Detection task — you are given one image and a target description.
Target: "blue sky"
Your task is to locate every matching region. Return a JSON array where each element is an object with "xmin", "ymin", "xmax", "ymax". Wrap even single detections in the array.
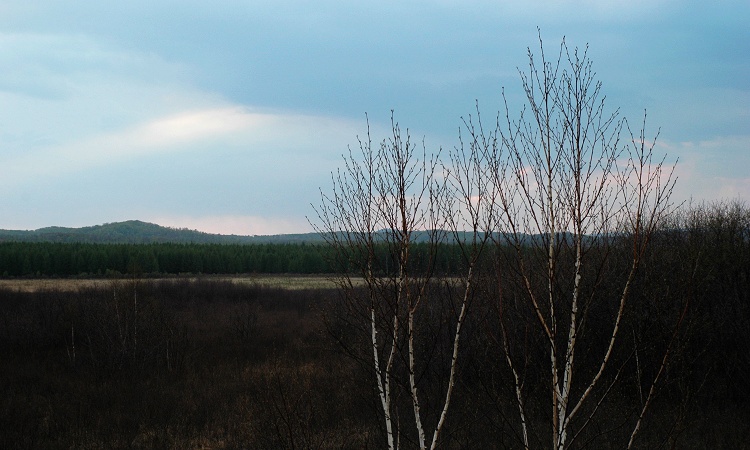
[{"xmin": 0, "ymin": 1, "xmax": 747, "ymax": 235}]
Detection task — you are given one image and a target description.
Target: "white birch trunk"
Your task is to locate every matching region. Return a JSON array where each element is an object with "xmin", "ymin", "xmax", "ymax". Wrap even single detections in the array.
[
  {"xmin": 429, "ymin": 269, "xmax": 472, "ymax": 450},
  {"xmin": 371, "ymin": 307, "xmax": 396, "ymax": 450},
  {"xmin": 408, "ymin": 306, "xmax": 427, "ymax": 450},
  {"xmin": 557, "ymin": 239, "xmax": 583, "ymax": 449},
  {"xmin": 500, "ymin": 308, "xmax": 529, "ymax": 449}
]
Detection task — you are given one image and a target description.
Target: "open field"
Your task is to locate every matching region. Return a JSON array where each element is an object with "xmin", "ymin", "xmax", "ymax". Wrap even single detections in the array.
[
  {"xmin": 0, "ymin": 277, "xmax": 111, "ymax": 292},
  {"xmin": 0, "ymin": 274, "xmax": 364, "ymax": 293}
]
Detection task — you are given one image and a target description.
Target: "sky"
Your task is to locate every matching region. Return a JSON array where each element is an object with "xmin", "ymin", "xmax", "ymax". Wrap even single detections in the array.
[{"xmin": 0, "ymin": 1, "xmax": 747, "ymax": 235}]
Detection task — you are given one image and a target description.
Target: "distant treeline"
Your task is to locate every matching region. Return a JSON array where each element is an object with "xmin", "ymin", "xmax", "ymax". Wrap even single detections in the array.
[
  {"xmin": 0, "ymin": 241, "xmax": 476, "ymax": 277},
  {"xmin": 0, "ymin": 242, "xmax": 333, "ymax": 276}
]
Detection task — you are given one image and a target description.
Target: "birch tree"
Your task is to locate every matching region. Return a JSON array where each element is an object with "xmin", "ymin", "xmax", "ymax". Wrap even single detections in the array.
[
  {"xmin": 314, "ymin": 108, "xmax": 503, "ymax": 449},
  {"xmin": 486, "ymin": 36, "xmax": 677, "ymax": 449}
]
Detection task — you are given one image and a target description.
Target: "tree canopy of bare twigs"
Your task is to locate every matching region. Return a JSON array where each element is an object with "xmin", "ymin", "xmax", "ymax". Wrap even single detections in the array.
[
  {"xmin": 312, "ymin": 34, "xmax": 677, "ymax": 450},
  {"xmin": 480, "ymin": 34, "xmax": 677, "ymax": 450}
]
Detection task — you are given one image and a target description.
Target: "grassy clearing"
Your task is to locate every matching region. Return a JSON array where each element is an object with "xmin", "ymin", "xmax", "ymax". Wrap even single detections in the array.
[
  {"xmin": 0, "ymin": 278, "xmax": 111, "ymax": 292},
  {"xmin": 0, "ymin": 274, "xmax": 364, "ymax": 293},
  {"xmin": 221, "ymin": 274, "xmax": 361, "ymax": 290}
]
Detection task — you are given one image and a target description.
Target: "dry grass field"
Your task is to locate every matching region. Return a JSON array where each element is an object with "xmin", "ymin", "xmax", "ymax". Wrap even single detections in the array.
[
  {"xmin": 0, "ymin": 278, "xmax": 110, "ymax": 292},
  {"xmin": 0, "ymin": 274, "xmax": 363, "ymax": 293}
]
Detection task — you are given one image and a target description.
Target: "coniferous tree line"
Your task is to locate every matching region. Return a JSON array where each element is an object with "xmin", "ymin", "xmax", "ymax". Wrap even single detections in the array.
[
  {"xmin": 0, "ymin": 241, "xmax": 481, "ymax": 277},
  {"xmin": 0, "ymin": 242, "xmax": 331, "ymax": 276}
]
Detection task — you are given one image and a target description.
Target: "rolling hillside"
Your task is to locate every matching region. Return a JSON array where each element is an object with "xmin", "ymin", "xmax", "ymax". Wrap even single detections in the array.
[{"xmin": 0, "ymin": 220, "xmax": 326, "ymax": 245}]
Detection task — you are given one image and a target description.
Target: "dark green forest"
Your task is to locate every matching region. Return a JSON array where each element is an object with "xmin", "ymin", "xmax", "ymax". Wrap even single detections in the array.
[
  {"xmin": 0, "ymin": 242, "xmax": 332, "ymax": 276},
  {"xmin": 0, "ymin": 241, "xmax": 479, "ymax": 277}
]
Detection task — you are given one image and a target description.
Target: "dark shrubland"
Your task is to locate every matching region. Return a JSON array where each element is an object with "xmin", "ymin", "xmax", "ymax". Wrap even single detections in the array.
[{"xmin": 0, "ymin": 279, "xmax": 371, "ymax": 449}]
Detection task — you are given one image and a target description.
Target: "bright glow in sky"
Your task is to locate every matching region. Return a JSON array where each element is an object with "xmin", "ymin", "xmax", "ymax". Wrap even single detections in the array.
[{"xmin": 0, "ymin": 1, "xmax": 747, "ymax": 235}]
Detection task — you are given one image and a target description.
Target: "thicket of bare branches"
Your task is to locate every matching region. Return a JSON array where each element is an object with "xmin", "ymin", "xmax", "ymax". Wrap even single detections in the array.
[
  {"xmin": 313, "ymin": 114, "xmax": 480, "ymax": 450},
  {"xmin": 485, "ymin": 36, "xmax": 676, "ymax": 450},
  {"xmin": 314, "ymin": 35, "xmax": 681, "ymax": 449}
]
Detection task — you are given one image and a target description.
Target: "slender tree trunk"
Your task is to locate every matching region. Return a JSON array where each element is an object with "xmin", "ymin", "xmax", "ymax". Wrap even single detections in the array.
[{"xmin": 429, "ymin": 267, "xmax": 472, "ymax": 450}]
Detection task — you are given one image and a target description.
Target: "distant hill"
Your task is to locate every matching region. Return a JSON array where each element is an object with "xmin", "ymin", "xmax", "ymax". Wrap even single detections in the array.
[
  {"xmin": 0, "ymin": 220, "xmax": 585, "ymax": 246},
  {"xmin": 0, "ymin": 220, "xmax": 327, "ymax": 245}
]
